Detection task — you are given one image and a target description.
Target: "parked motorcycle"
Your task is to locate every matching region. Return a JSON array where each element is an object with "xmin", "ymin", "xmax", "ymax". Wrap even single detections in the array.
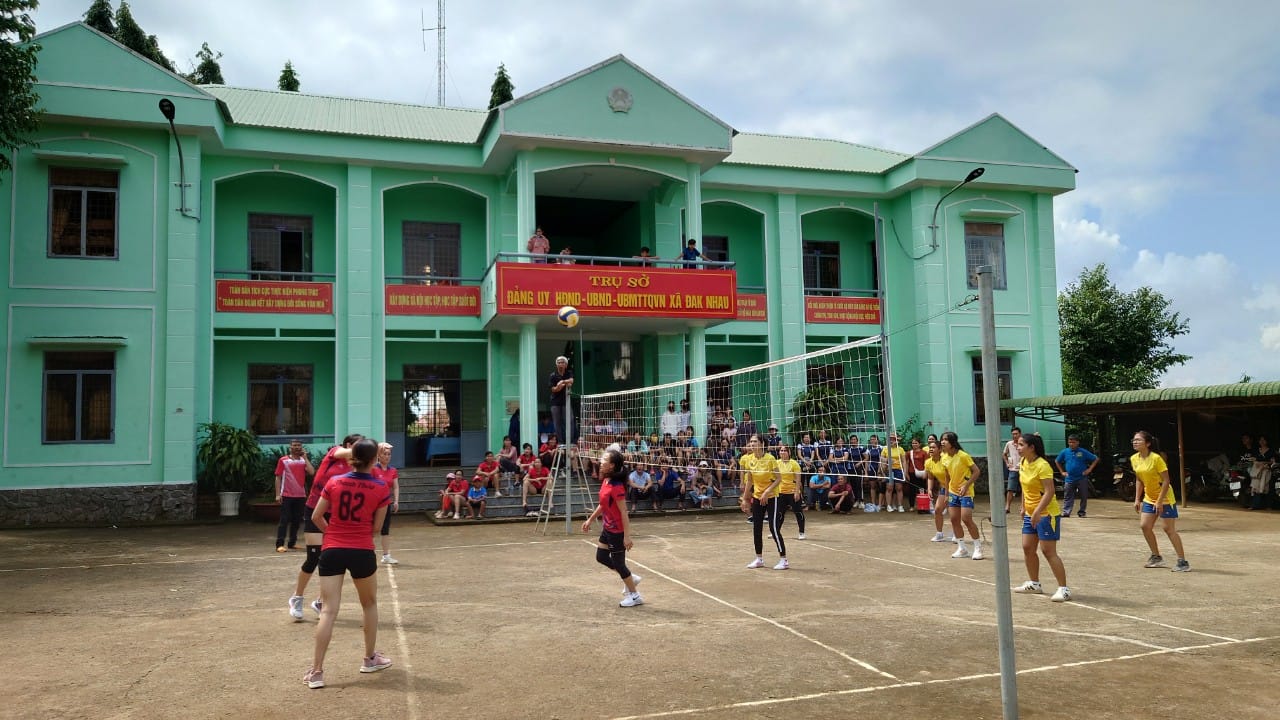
[{"xmin": 1111, "ymin": 453, "xmax": 1136, "ymax": 499}]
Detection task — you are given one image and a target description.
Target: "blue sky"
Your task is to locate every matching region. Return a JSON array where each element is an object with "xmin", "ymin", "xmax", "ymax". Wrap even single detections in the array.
[{"xmin": 29, "ymin": 0, "xmax": 1280, "ymax": 387}]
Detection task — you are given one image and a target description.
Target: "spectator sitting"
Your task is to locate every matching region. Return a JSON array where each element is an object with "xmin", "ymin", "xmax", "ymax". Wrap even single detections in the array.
[
  {"xmin": 688, "ymin": 474, "xmax": 714, "ymax": 509},
  {"xmin": 763, "ymin": 423, "xmax": 783, "ymax": 453},
  {"xmin": 558, "ymin": 246, "xmax": 575, "ymax": 264},
  {"xmin": 829, "ymin": 474, "xmax": 853, "ymax": 514},
  {"xmin": 539, "ymin": 436, "xmax": 560, "ymax": 469},
  {"xmin": 695, "ymin": 459, "xmax": 723, "ymax": 498},
  {"xmin": 808, "ymin": 462, "xmax": 834, "ymax": 510},
  {"xmin": 712, "ymin": 439, "xmax": 736, "ymax": 490},
  {"xmin": 537, "ymin": 413, "xmax": 555, "ymax": 444},
  {"xmin": 654, "ymin": 460, "xmax": 686, "ymax": 511},
  {"xmin": 498, "ymin": 436, "xmax": 521, "ymax": 480},
  {"xmin": 435, "ymin": 471, "xmax": 469, "ymax": 520},
  {"xmin": 627, "ymin": 462, "xmax": 655, "ymax": 513},
  {"xmin": 517, "ymin": 443, "xmax": 537, "ymax": 476},
  {"xmin": 626, "ymin": 431, "xmax": 649, "ymax": 461},
  {"xmin": 521, "ymin": 457, "xmax": 552, "ymax": 516},
  {"xmin": 474, "ymin": 451, "xmax": 503, "ymax": 497},
  {"xmin": 466, "ymin": 476, "xmax": 487, "ymax": 519},
  {"xmin": 608, "ymin": 410, "xmax": 628, "ymax": 436}
]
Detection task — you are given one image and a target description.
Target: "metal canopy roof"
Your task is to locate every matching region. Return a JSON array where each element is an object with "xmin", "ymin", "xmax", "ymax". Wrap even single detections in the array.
[{"xmin": 1002, "ymin": 381, "xmax": 1280, "ymax": 420}]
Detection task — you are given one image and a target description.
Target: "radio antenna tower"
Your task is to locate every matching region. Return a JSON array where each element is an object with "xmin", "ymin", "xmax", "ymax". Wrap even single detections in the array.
[{"xmin": 421, "ymin": 1, "xmax": 446, "ymax": 106}]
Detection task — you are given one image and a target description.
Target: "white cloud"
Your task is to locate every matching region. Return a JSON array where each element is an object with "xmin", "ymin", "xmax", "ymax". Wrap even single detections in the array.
[{"xmin": 1054, "ymin": 217, "xmax": 1123, "ymax": 287}]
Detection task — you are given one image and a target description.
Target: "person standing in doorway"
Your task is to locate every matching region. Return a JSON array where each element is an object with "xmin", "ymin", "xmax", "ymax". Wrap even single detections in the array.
[
  {"xmin": 1054, "ymin": 435, "xmax": 1098, "ymax": 518},
  {"xmin": 275, "ymin": 439, "xmax": 314, "ymax": 553},
  {"xmin": 527, "ymin": 226, "xmax": 550, "ymax": 262},
  {"xmin": 1131, "ymin": 431, "xmax": 1190, "ymax": 572},
  {"xmin": 548, "ymin": 356, "xmax": 574, "ymax": 445}
]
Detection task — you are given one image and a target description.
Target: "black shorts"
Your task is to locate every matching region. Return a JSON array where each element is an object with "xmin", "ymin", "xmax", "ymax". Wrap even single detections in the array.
[
  {"xmin": 317, "ymin": 547, "xmax": 378, "ymax": 579},
  {"xmin": 304, "ymin": 509, "xmax": 330, "ymax": 535},
  {"xmin": 598, "ymin": 530, "xmax": 625, "ymax": 552}
]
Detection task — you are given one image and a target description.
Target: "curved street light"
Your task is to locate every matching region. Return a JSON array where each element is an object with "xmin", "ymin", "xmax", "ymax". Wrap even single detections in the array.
[{"xmin": 928, "ymin": 167, "xmax": 985, "ymax": 250}]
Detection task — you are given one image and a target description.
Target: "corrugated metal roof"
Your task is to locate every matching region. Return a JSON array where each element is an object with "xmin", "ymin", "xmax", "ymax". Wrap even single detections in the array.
[
  {"xmin": 205, "ymin": 86, "xmax": 488, "ymax": 144},
  {"xmin": 724, "ymin": 132, "xmax": 909, "ymax": 174},
  {"xmin": 1001, "ymin": 381, "xmax": 1280, "ymax": 410}
]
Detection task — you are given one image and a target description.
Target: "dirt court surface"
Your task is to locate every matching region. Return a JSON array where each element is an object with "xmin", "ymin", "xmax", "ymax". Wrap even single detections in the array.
[{"xmin": 3, "ymin": 497, "xmax": 1279, "ymax": 720}]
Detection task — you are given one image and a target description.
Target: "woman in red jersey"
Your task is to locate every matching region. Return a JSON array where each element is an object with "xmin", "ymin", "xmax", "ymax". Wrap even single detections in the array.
[
  {"xmin": 303, "ymin": 438, "xmax": 393, "ymax": 689},
  {"xmin": 288, "ymin": 433, "xmax": 362, "ymax": 621},
  {"xmin": 581, "ymin": 448, "xmax": 643, "ymax": 607}
]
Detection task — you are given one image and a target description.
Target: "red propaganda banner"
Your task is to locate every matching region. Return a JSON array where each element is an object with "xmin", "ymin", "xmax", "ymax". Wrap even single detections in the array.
[
  {"xmin": 737, "ymin": 294, "xmax": 767, "ymax": 321},
  {"xmin": 215, "ymin": 279, "xmax": 333, "ymax": 314},
  {"xmin": 495, "ymin": 262, "xmax": 736, "ymax": 319},
  {"xmin": 385, "ymin": 285, "xmax": 481, "ymax": 316},
  {"xmin": 804, "ymin": 296, "xmax": 882, "ymax": 324}
]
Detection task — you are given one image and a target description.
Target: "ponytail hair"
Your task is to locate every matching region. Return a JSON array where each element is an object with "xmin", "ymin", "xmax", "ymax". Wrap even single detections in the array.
[
  {"xmin": 1021, "ymin": 433, "xmax": 1045, "ymax": 459},
  {"xmin": 1135, "ymin": 430, "xmax": 1160, "ymax": 453},
  {"xmin": 941, "ymin": 431, "xmax": 962, "ymax": 452}
]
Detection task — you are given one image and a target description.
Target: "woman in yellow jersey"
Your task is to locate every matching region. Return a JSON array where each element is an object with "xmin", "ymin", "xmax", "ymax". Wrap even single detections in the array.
[
  {"xmin": 884, "ymin": 434, "xmax": 908, "ymax": 512},
  {"xmin": 774, "ymin": 445, "xmax": 806, "ymax": 540},
  {"xmin": 1131, "ymin": 431, "xmax": 1190, "ymax": 572},
  {"xmin": 924, "ymin": 440, "xmax": 953, "ymax": 543},
  {"xmin": 738, "ymin": 434, "xmax": 787, "ymax": 569},
  {"xmin": 940, "ymin": 431, "xmax": 984, "ymax": 560},
  {"xmin": 1011, "ymin": 433, "xmax": 1071, "ymax": 601}
]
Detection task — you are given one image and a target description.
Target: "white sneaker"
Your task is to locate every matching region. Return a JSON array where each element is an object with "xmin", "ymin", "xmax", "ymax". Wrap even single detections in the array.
[
  {"xmin": 898, "ymin": 505, "xmax": 906, "ymax": 513},
  {"xmin": 931, "ymin": 532, "xmax": 946, "ymax": 542},
  {"xmin": 951, "ymin": 544, "xmax": 970, "ymax": 559},
  {"xmin": 1013, "ymin": 580, "xmax": 1043, "ymax": 594},
  {"xmin": 381, "ymin": 554, "xmax": 398, "ymax": 565},
  {"xmin": 311, "ymin": 599, "xmax": 322, "ymax": 616},
  {"xmin": 798, "ymin": 532, "xmax": 806, "ymax": 540},
  {"xmin": 1051, "ymin": 586, "xmax": 1072, "ymax": 603},
  {"xmin": 972, "ymin": 543, "xmax": 985, "ymax": 561},
  {"xmin": 773, "ymin": 558, "xmax": 790, "ymax": 570},
  {"xmin": 623, "ymin": 573, "xmax": 642, "ymax": 595},
  {"xmin": 947, "ymin": 535, "xmax": 958, "ymax": 543},
  {"xmin": 619, "ymin": 591, "xmax": 644, "ymax": 607},
  {"xmin": 453, "ymin": 512, "xmax": 461, "ymax": 519},
  {"xmin": 746, "ymin": 557, "xmax": 765, "ymax": 569},
  {"xmin": 887, "ymin": 505, "xmax": 896, "ymax": 512},
  {"xmin": 288, "ymin": 595, "xmax": 304, "ymax": 620}
]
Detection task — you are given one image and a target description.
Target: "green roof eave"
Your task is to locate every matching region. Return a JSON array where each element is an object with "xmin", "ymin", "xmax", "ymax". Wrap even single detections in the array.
[
  {"xmin": 702, "ymin": 164, "xmax": 889, "ymax": 195},
  {"xmin": 886, "ymin": 157, "xmax": 1076, "ymax": 197},
  {"xmin": 219, "ymin": 125, "xmax": 484, "ymax": 168},
  {"xmin": 1002, "ymin": 381, "xmax": 1280, "ymax": 412}
]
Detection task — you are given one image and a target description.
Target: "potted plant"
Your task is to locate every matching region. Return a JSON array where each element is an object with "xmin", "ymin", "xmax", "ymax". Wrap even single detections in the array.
[{"xmin": 196, "ymin": 422, "xmax": 268, "ymax": 516}]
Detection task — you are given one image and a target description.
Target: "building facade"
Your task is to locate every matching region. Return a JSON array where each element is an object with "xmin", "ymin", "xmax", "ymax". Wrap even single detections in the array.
[{"xmin": 0, "ymin": 24, "xmax": 1075, "ymax": 524}]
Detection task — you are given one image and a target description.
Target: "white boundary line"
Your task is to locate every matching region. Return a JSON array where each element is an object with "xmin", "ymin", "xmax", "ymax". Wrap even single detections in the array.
[
  {"xmin": 807, "ymin": 540, "xmax": 1241, "ymax": 642},
  {"xmin": 590, "ymin": 540, "xmax": 897, "ymax": 681},
  {"xmin": 383, "ymin": 566, "xmax": 420, "ymax": 720},
  {"xmin": 606, "ymin": 635, "xmax": 1279, "ymax": 720}
]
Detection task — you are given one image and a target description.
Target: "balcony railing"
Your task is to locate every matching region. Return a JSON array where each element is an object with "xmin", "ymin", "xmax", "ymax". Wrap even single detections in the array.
[{"xmin": 215, "ymin": 269, "xmax": 337, "ymax": 281}]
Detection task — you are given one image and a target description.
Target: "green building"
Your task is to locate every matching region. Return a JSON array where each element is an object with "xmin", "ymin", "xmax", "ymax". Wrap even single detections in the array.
[{"xmin": 0, "ymin": 24, "xmax": 1075, "ymax": 524}]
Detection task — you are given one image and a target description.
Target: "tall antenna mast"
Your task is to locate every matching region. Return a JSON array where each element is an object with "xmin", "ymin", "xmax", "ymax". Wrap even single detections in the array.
[{"xmin": 421, "ymin": 1, "xmax": 446, "ymax": 106}]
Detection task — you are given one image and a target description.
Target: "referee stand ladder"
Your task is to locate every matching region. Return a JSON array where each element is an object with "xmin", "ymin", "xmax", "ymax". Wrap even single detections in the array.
[{"xmin": 535, "ymin": 394, "xmax": 596, "ymax": 535}]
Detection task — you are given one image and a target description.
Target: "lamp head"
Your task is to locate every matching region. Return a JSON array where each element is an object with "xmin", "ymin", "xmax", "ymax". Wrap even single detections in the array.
[
  {"xmin": 158, "ymin": 98, "xmax": 176, "ymax": 121},
  {"xmin": 964, "ymin": 167, "xmax": 985, "ymax": 183}
]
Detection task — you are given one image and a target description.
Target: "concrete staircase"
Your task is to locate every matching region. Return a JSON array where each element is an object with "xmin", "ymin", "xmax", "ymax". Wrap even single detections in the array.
[{"xmin": 395, "ymin": 467, "xmax": 747, "ymax": 525}]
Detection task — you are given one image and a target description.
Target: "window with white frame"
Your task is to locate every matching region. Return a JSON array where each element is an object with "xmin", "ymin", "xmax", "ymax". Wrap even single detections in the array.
[
  {"xmin": 972, "ymin": 356, "xmax": 1013, "ymax": 425},
  {"xmin": 248, "ymin": 213, "xmax": 313, "ymax": 281},
  {"xmin": 403, "ymin": 221, "xmax": 461, "ymax": 283},
  {"xmin": 964, "ymin": 222, "xmax": 1007, "ymax": 290},
  {"xmin": 49, "ymin": 167, "xmax": 119, "ymax": 258},
  {"xmin": 43, "ymin": 351, "xmax": 115, "ymax": 443}
]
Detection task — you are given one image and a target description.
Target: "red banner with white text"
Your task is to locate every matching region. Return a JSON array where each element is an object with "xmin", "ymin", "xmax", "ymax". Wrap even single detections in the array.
[
  {"xmin": 215, "ymin": 280, "xmax": 333, "ymax": 314},
  {"xmin": 385, "ymin": 284, "xmax": 481, "ymax": 316},
  {"xmin": 804, "ymin": 296, "xmax": 881, "ymax": 324},
  {"xmin": 495, "ymin": 262, "xmax": 736, "ymax": 319}
]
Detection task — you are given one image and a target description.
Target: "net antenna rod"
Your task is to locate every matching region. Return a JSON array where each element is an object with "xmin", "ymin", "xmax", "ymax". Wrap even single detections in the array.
[{"xmin": 421, "ymin": 1, "xmax": 447, "ymax": 106}]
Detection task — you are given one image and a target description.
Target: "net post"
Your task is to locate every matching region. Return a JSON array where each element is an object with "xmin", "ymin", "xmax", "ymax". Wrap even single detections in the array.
[{"xmin": 979, "ymin": 265, "xmax": 1019, "ymax": 718}]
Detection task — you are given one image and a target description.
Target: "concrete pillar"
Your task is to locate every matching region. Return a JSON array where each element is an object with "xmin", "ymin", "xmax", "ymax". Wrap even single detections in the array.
[
  {"xmin": 688, "ymin": 325, "xmax": 707, "ymax": 446},
  {"xmin": 341, "ymin": 164, "xmax": 375, "ymax": 434},
  {"xmin": 685, "ymin": 162, "xmax": 703, "ymax": 249},
  {"xmin": 515, "ymin": 152, "xmax": 536, "ymax": 260},
  {"xmin": 163, "ymin": 133, "xmax": 199, "ymax": 488},
  {"xmin": 518, "ymin": 321, "xmax": 539, "ymax": 450}
]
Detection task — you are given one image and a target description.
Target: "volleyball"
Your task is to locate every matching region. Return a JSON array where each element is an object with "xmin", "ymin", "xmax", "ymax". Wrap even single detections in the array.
[{"xmin": 557, "ymin": 305, "xmax": 580, "ymax": 328}]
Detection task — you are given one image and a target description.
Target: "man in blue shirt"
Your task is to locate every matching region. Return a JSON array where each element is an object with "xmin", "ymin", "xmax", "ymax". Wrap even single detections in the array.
[{"xmin": 1054, "ymin": 435, "xmax": 1099, "ymax": 517}]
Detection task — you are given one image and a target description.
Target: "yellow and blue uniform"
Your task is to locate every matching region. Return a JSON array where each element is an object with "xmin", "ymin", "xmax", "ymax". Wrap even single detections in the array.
[
  {"xmin": 1131, "ymin": 451, "xmax": 1178, "ymax": 517},
  {"xmin": 740, "ymin": 452, "xmax": 779, "ymax": 499},
  {"xmin": 944, "ymin": 450, "xmax": 977, "ymax": 508},
  {"xmin": 924, "ymin": 456, "xmax": 948, "ymax": 494},
  {"xmin": 1020, "ymin": 456, "xmax": 1061, "ymax": 540}
]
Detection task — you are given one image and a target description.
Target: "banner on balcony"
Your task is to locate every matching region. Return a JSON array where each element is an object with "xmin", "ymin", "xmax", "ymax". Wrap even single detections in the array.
[
  {"xmin": 495, "ymin": 262, "xmax": 737, "ymax": 319},
  {"xmin": 215, "ymin": 280, "xmax": 333, "ymax": 314},
  {"xmin": 736, "ymin": 294, "xmax": 767, "ymax": 321},
  {"xmin": 386, "ymin": 285, "xmax": 481, "ymax": 316},
  {"xmin": 804, "ymin": 296, "xmax": 881, "ymax": 324}
]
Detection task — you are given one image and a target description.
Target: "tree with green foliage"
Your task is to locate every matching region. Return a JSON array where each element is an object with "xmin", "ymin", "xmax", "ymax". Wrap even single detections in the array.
[
  {"xmin": 278, "ymin": 60, "xmax": 299, "ymax": 91},
  {"xmin": 0, "ymin": 0, "xmax": 40, "ymax": 177},
  {"xmin": 144, "ymin": 33, "xmax": 173, "ymax": 71},
  {"xmin": 83, "ymin": 0, "xmax": 114, "ymax": 35},
  {"xmin": 111, "ymin": 1, "xmax": 173, "ymax": 71},
  {"xmin": 1058, "ymin": 263, "xmax": 1190, "ymax": 395},
  {"xmin": 187, "ymin": 41, "xmax": 223, "ymax": 85},
  {"xmin": 489, "ymin": 62, "xmax": 513, "ymax": 109}
]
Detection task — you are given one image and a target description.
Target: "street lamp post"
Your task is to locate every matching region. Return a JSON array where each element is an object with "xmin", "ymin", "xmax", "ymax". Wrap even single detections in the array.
[{"xmin": 928, "ymin": 167, "xmax": 985, "ymax": 250}]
